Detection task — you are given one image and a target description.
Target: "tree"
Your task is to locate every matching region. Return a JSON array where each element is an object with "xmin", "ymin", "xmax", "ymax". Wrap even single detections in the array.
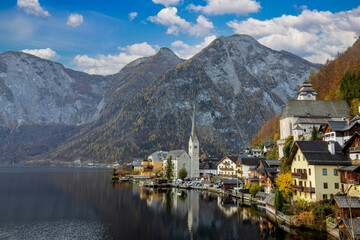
[
  {"xmin": 249, "ymin": 184, "xmax": 262, "ymax": 197},
  {"xmin": 274, "ymin": 190, "xmax": 284, "ymax": 214},
  {"xmin": 178, "ymin": 167, "xmax": 187, "ymax": 180},
  {"xmin": 311, "ymin": 126, "xmax": 319, "ymax": 141},
  {"xmin": 165, "ymin": 156, "xmax": 174, "ymax": 180},
  {"xmin": 275, "ymin": 172, "xmax": 293, "ymax": 200},
  {"xmin": 283, "ymin": 136, "xmax": 293, "ymax": 159}
]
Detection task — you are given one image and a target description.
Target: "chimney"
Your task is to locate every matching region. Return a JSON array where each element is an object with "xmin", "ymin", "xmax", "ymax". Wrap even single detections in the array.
[{"xmin": 328, "ymin": 141, "xmax": 335, "ymax": 155}]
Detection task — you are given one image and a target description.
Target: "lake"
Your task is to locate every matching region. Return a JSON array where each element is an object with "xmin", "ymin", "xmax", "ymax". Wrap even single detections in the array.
[{"xmin": 0, "ymin": 167, "xmax": 328, "ymax": 240}]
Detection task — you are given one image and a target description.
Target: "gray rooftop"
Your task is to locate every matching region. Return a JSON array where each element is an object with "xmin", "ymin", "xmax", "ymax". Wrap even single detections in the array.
[
  {"xmin": 339, "ymin": 218, "xmax": 360, "ymax": 237},
  {"xmin": 326, "ymin": 121, "xmax": 358, "ymax": 132},
  {"xmin": 294, "ymin": 118, "xmax": 328, "ymax": 125},
  {"xmin": 288, "ymin": 141, "xmax": 351, "ymax": 166},
  {"xmin": 149, "ymin": 150, "xmax": 169, "ymax": 162},
  {"xmin": 167, "ymin": 150, "xmax": 187, "ymax": 158},
  {"xmin": 264, "ymin": 193, "xmax": 275, "ymax": 206},
  {"xmin": 281, "ymin": 100, "xmax": 351, "ymax": 119},
  {"xmin": 333, "ymin": 196, "xmax": 360, "ymax": 208}
]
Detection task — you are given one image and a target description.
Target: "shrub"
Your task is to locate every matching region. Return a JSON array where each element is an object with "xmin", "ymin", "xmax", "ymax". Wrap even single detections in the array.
[
  {"xmin": 178, "ymin": 168, "xmax": 187, "ymax": 180},
  {"xmin": 326, "ymin": 217, "xmax": 334, "ymax": 223},
  {"xmin": 250, "ymin": 184, "xmax": 262, "ymax": 197}
]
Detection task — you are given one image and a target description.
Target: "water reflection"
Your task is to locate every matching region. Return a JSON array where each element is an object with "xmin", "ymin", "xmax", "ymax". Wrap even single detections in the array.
[{"xmin": 0, "ymin": 167, "xmax": 327, "ymax": 240}]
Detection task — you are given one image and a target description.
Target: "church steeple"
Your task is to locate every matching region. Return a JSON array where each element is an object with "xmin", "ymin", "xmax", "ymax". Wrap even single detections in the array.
[
  {"xmin": 190, "ymin": 104, "xmax": 198, "ymax": 141},
  {"xmin": 188, "ymin": 104, "xmax": 200, "ymax": 178},
  {"xmin": 296, "ymin": 78, "xmax": 317, "ymax": 100}
]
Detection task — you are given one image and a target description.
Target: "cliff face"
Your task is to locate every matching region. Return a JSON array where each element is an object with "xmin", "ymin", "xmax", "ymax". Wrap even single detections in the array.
[
  {"xmin": 49, "ymin": 35, "xmax": 320, "ymax": 162},
  {"xmin": 0, "ymin": 51, "xmax": 113, "ymax": 126}
]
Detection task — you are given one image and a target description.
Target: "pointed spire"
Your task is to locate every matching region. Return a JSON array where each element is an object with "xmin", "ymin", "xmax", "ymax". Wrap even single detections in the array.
[{"xmin": 191, "ymin": 104, "xmax": 198, "ymax": 141}]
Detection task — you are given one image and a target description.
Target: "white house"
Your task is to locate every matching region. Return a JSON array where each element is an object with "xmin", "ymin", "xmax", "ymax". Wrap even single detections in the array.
[
  {"xmin": 277, "ymin": 80, "xmax": 351, "ymax": 158},
  {"xmin": 217, "ymin": 156, "xmax": 238, "ymax": 177}
]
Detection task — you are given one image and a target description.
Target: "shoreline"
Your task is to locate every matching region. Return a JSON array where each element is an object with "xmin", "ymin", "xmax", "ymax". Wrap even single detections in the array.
[{"xmin": 134, "ymin": 179, "xmax": 338, "ymax": 239}]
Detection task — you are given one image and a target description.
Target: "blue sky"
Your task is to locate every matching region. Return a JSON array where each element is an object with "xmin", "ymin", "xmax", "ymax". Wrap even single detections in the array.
[{"xmin": 0, "ymin": 0, "xmax": 360, "ymax": 75}]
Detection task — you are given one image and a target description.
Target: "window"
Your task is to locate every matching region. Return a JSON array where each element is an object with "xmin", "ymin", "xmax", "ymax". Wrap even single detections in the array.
[
  {"xmin": 298, "ymin": 155, "xmax": 300, "ymax": 161},
  {"xmin": 183, "ymin": 163, "xmax": 185, "ymax": 168},
  {"xmin": 294, "ymin": 168, "xmax": 296, "ymax": 173},
  {"xmin": 335, "ymin": 183, "xmax": 339, "ymax": 189},
  {"xmin": 323, "ymin": 168, "xmax": 327, "ymax": 176},
  {"xmin": 304, "ymin": 181, "xmax": 307, "ymax": 187},
  {"xmin": 324, "ymin": 182, "xmax": 328, "ymax": 189},
  {"xmin": 309, "ymin": 168, "xmax": 311, "ymax": 176},
  {"xmin": 334, "ymin": 169, "xmax": 338, "ymax": 176},
  {"xmin": 357, "ymin": 155, "xmax": 359, "ymax": 160}
]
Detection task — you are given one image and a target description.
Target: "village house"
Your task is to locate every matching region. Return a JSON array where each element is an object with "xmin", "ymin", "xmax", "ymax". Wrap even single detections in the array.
[
  {"xmin": 148, "ymin": 150, "xmax": 168, "ymax": 176},
  {"xmin": 132, "ymin": 160, "xmax": 141, "ymax": 173},
  {"xmin": 140, "ymin": 159, "xmax": 153, "ymax": 177},
  {"xmin": 342, "ymin": 132, "xmax": 360, "ymax": 164},
  {"xmin": 331, "ymin": 196, "xmax": 360, "ymax": 223},
  {"xmin": 322, "ymin": 121, "xmax": 360, "ymax": 146},
  {"xmin": 277, "ymin": 80, "xmax": 351, "ymax": 158},
  {"xmin": 256, "ymin": 159, "xmax": 280, "ymax": 193},
  {"xmin": 337, "ymin": 218, "xmax": 360, "ymax": 240},
  {"xmin": 287, "ymin": 141, "xmax": 351, "ymax": 202},
  {"xmin": 238, "ymin": 156, "xmax": 264, "ymax": 179},
  {"xmin": 338, "ymin": 165, "xmax": 360, "ymax": 197},
  {"xmin": 263, "ymin": 140, "xmax": 275, "ymax": 155},
  {"xmin": 199, "ymin": 161, "xmax": 217, "ymax": 177},
  {"xmin": 217, "ymin": 156, "xmax": 238, "ymax": 177}
]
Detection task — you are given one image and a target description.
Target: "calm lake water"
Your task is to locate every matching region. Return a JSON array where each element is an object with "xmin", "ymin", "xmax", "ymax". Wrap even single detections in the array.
[{"xmin": 0, "ymin": 167, "xmax": 328, "ymax": 240}]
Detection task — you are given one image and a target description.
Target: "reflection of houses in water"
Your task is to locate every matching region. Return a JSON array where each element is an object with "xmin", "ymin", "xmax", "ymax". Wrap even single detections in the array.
[{"xmin": 217, "ymin": 195, "xmax": 238, "ymax": 217}]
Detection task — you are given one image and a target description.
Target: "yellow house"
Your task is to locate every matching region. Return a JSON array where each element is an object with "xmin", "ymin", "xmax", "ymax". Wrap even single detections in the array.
[
  {"xmin": 287, "ymin": 141, "xmax": 351, "ymax": 202},
  {"xmin": 140, "ymin": 159, "xmax": 153, "ymax": 177},
  {"xmin": 148, "ymin": 151, "xmax": 168, "ymax": 176}
]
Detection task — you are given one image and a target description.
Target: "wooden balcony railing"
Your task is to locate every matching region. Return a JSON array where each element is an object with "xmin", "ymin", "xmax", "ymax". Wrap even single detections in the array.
[
  {"xmin": 341, "ymin": 179, "xmax": 360, "ymax": 185},
  {"xmin": 350, "ymin": 147, "xmax": 360, "ymax": 153},
  {"xmin": 303, "ymin": 187, "xmax": 315, "ymax": 193},
  {"xmin": 219, "ymin": 167, "xmax": 234, "ymax": 171},
  {"xmin": 292, "ymin": 185, "xmax": 303, "ymax": 191},
  {"xmin": 292, "ymin": 172, "xmax": 307, "ymax": 179}
]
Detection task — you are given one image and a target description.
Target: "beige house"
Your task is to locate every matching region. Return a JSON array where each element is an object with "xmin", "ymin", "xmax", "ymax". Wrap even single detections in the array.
[
  {"xmin": 287, "ymin": 141, "xmax": 351, "ymax": 202},
  {"xmin": 217, "ymin": 156, "xmax": 238, "ymax": 177}
]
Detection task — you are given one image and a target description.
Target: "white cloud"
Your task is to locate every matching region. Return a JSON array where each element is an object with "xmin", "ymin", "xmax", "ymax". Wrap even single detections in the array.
[
  {"xmin": 171, "ymin": 35, "xmax": 216, "ymax": 59},
  {"xmin": 119, "ymin": 42, "xmax": 156, "ymax": 56},
  {"xmin": 148, "ymin": 7, "xmax": 214, "ymax": 37},
  {"xmin": 17, "ymin": 0, "xmax": 50, "ymax": 17},
  {"xmin": 22, "ymin": 48, "xmax": 59, "ymax": 60},
  {"xmin": 66, "ymin": 13, "xmax": 84, "ymax": 28},
  {"xmin": 152, "ymin": 0, "xmax": 182, "ymax": 7},
  {"xmin": 227, "ymin": 6, "xmax": 360, "ymax": 63},
  {"xmin": 129, "ymin": 12, "xmax": 138, "ymax": 21},
  {"xmin": 73, "ymin": 43, "xmax": 157, "ymax": 75},
  {"xmin": 188, "ymin": 0, "xmax": 260, "ymax": 15}
]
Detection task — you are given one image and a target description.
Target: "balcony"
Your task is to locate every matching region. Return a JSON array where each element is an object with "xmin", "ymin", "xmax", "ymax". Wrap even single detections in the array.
[
  {"xmin": 292, "ymin": 185, "xmax": 303, "ymax": 191},
  {"xmin": 303, "ymin": 187, "xmax": 315, "ymax": 193},
  {"xmin": 350, "ymin": 146, "xmax": 360, "ymax": 153},
  {"xmin": 341, "ymin": 179, "xmax": 360, "ymax": 185},
  {"xmin": 219, "ymin": 167, "xmax": 234, "ymax": 171},
  {"xmin": 292, "ymin": 172, "xmax": 307, "ymax": 179}
]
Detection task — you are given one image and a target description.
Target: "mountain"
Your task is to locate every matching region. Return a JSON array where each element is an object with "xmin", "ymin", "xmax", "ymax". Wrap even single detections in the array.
[
  {"xmin": 47, "ymin": 34, "xmax": 321, "ymax": 163},
  {"xmin": 0, "ymin": 49, "xmax": 183, "ymax": 164},
  {"xmin": 95, "ymin": 47, "xmax": 183, "ymax": 126},
  {"xmin": 0, "ymin": 51, "xmax": 113, "ymax": 126}
]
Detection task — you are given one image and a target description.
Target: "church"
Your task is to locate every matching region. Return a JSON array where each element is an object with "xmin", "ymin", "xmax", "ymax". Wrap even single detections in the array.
[
  {"xmin": 277, "ymin": 80, "xmax": 351, "ymax": 158},
  {"xmin": 163, "ymin": 105, "xmax": 200, "ymax": 179}
]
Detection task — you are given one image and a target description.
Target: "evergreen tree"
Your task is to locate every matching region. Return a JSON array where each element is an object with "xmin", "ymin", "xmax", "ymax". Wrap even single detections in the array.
[
  {"xmin": 165, "ymin": 156, "xmax": 174, "ymax": 180},
  {"xmin": 274, "ymin": 190, "xmax": 284, "ymax": 214},
  {"xmin": 311, "ymin": 126, "xmax": 319, "ymax": 141}
]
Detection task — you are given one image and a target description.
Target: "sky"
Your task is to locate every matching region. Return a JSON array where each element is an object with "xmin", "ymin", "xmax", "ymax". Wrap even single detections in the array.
[{"xmin": 0, "ymin": 0, "xmax": 360, "ymax": 75}]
